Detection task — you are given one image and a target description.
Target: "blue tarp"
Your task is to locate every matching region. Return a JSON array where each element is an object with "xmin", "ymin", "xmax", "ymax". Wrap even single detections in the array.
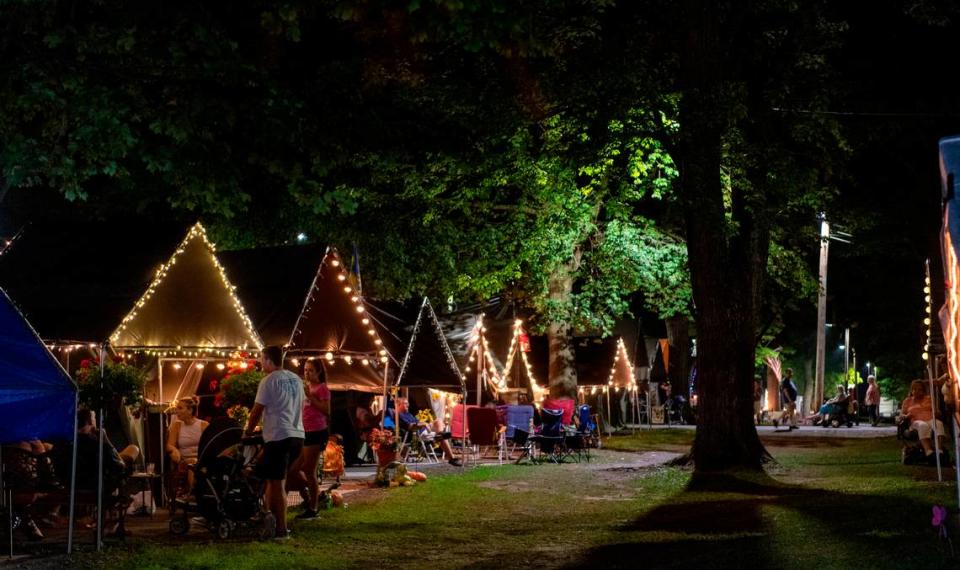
[
  {"xmin": 940, "ymin": 136, "xmax": 960, "ymax": 252},
  {"xmin": 0, "ymin": 288, "xmax": 76, "ymax": 444}
]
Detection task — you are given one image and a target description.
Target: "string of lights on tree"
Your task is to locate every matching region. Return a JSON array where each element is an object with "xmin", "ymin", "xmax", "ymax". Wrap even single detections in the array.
[
  {"xmin": 285, "ymin": 247, "xmax": 389, "ymax": 368},
  {"xmin": 502, "ymin": 319, "xmax": 545, "ymax": 399},
  {"xmin": 464, "ymin": 315, "xmax": 502, "ymax": 392},
  {"xmin": 109, "ymin": 222, "xmax": 263, "ymax": 355}
]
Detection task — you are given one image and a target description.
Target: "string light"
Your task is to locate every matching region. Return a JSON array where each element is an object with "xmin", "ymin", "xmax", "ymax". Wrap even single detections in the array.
[
  {"xmin": 924, "ymin": 260, "xmax": 934, "ymax": 363},
  {"xmin": 285, "ymin": 247, "xmax": 390, "ymax": 371},
  {"xmin": 394, "ymin": 298, "xmax": 463, "ymax": 389},
  {"xmin": 464, "ymin": 315, "xmax": 503, "ymax": 394},
  {"xmin": 502, "ymin": 319, "xmax": 544, "ymax": 400},
  {"xmin": 109, "ymin": 222, "xmax": 263, "ymax": 351}
]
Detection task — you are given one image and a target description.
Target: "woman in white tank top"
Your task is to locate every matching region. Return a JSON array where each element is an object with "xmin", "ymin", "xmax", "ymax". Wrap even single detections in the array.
[{"xmin": 166, "ymin": 398, "xmax": 208, "ymax": 496}]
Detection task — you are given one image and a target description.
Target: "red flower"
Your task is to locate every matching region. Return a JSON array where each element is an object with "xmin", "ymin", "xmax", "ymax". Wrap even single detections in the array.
[{"xmin": 80, "ymin": 359, "xmax": 92, "ymax": 369}]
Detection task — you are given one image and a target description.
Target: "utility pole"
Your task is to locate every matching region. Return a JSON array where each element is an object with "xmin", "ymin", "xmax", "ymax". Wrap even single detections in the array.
[
  {"xmin": 814, "ymin": 215, "xmax": 852, "ymax": 412},
  {"xmin": 814, "ymin": 217, "xmax": 830, "ymax": 412}
]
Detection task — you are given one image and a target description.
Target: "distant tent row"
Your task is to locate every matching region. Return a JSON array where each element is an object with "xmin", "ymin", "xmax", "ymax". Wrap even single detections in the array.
[{"xmin": 0, "ymin": 221, "xmax": 670, "ymax": 414}]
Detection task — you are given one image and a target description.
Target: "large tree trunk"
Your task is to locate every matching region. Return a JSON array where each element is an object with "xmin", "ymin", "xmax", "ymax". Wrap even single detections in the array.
[
  {"xmin": 547, "ymin": 267, "xmax": 578, "ymax": 398},
  {"xmin": 680, "ymin": 0, "xmax": 768, "ymax": 471}
]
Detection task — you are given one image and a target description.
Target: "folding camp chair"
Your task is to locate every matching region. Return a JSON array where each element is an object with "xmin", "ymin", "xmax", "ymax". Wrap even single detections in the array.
[
  {"xmin": 567, "ymin": 404, "xmax": 599, "ymax": 462},
  {"xmin": 465, "ymin": 407, "xmax": 502, "ymax": 466},
  {"xmin": 400, "ymin": 429, "xmax": 439, "ymax": 464},
  {"xmin": 534, "ymin": 408, "xmax": 566, "ymax": 464},
  {"xmin": 502, "ymin": 405, "xmax": 535, "ymax": 459}
]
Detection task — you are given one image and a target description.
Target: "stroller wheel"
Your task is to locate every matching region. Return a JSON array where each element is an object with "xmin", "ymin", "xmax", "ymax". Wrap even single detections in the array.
[
  {"xmin": 216, "ymin": 519, "xmax": 234, "ymax": 540},
  {"xmin": 831, "ymin": 419, "xmax": 840, "ymax": 428},
  {"xmin": 259, "ymin": 513, "xmax": 277, "ymax": 541},
  {"xmin": 169, "ymin": 516, "xmax": 190, "ymax": 535}
]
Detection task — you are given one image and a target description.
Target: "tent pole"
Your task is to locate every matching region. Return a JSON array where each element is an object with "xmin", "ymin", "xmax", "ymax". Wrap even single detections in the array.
[
  {"xmin": 381, "ymin": 360, "xmax": 389, "ymax": 429},
  {"xmin": 96, "ymin": 346, "xmax": 105, "ymax": 552},
  {"xmin": 954, "ymin": 417, "xmax": 960, "ymax": 511},
  {"xmin": 928, "ymin": 367, "xmax": 943, "ymax": 482},
  {"xmin": 476, "ymin": 320, "xmax": 482, "ymax": 406},
  {"xmin": 158, "ymin": 358, "xmax": 167, "ymax": 506},
  {"xmin": 67, "ymin": 389, "xmax": 79, "ymax": 554},
  {"xmin": 462, "ymin": 390, "xmax": 467, "ymax": 469}
]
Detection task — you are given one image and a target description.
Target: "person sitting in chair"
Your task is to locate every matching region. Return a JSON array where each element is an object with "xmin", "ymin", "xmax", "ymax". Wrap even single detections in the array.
[
  {"xmin": 166, "ymin": 397, "xmax": 208, "ymax": 497},
  {"xmin": 387, "ymin": 397, "xmax": 461, "ymax": 466},
  {"xmin": 900, "ymin": 380, "xmax": 948, "ymax": 465}
]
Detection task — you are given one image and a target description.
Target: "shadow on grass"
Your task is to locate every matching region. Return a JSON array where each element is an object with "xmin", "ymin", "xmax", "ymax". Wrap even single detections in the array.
[{"xmin": 563, "ymin": 470, "xmax": 948, "ymax": 569}]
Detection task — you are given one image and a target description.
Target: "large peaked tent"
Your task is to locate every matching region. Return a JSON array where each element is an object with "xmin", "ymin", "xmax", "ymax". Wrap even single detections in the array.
[
  {"xmin": 0, "ymin": 287, "xmax": 76, "ymax": 443},
  {"xmin": 110, "ymin": 223, "xmax": 263, "ymax": 352},
  {"xmin": 286, "ymin": 247, "xmax": 388, "ymax": 392}
]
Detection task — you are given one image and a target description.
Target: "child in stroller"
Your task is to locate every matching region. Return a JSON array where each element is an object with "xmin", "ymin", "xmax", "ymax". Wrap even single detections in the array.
[{"xmin": 168, "ymin": 417, "xmax": 276, "ymax": 540}]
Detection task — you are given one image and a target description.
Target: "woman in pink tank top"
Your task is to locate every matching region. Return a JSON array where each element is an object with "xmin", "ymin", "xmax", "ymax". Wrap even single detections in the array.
[{"xmin": 289, "ymin": 360, "xmax": 330, "ymax": 518}]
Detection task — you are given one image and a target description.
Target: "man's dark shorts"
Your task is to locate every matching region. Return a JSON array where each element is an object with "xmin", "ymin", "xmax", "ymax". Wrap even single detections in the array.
[{"xmin": 257, "ymin": 437, "xmax": 304, "ymax": 481}]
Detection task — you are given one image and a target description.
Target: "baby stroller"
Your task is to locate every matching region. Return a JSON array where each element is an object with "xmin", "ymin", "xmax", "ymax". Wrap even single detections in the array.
[{"xmin": 168, "ymin": 417, "xmax": 276, "ymax": 540}]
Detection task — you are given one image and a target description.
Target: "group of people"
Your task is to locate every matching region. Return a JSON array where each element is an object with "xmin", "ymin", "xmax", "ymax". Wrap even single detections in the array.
[
  {"xmin": 755, "ymin": 369, "xmax": 884, "ymax": 430},
  {"xmin": 237, "ymin": 346, "xmax": 329, "ymax": 539},
  {"xmin": 1, "ymin": 409, "xmax": 141, "ymax": 541}
]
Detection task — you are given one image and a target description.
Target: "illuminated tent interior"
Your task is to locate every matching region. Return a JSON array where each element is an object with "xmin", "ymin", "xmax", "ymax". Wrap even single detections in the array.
[{"xmin": 285, "ymin": 247, "xmax": 389, "ymax": 393}]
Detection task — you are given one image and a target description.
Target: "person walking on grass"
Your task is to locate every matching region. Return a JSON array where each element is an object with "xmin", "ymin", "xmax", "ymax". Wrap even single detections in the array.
[
  {"xmin": 865, "ymin": 375, "xmax": 881, "ymax": 427},
  {"xmin": 244, "ymin": 346, "xmax": 304, "ymax": 539},
  {"xmin": 779, "ymin": 368, "xmax": 799, "ymax": 430}
]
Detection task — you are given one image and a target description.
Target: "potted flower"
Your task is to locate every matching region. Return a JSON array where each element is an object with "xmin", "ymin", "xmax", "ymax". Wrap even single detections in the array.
[
  {"xmin": 75, "ymin": 358, "xmax": 147, "ymax": 410},
  {"xmin": 369, "ymin": 428, "xmax": 400, "ymax": 468}
]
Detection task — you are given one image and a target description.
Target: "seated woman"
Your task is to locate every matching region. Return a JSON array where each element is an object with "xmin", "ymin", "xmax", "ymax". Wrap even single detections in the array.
[
  {"xmin": 901, "ymin": 379, "xmax": 948, "ymax": 464},
  {"xmin": 74, "ymin": 409, "xmax": 140, "ymax": 534},
  {"xmin": 0, "ymin": 440, "xmax": 60, "ymax": 540},
  {"xmin": 166, "ymin": 397, "xmax": 208, "ymax": 496}
]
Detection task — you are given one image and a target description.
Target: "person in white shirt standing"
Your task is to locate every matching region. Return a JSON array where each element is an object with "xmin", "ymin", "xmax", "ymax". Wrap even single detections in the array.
[{"xmin": 244, "ymin": 345, "xmax": 304, "ymax": 539}]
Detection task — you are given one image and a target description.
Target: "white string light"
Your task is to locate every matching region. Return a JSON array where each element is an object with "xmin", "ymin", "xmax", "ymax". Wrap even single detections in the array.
[
  {"xmin": 395, "ymin": 297, "xmax": 465, "ymax": 388},
  {"xmin": 109, "ymin": 222, "xmax": 263, "ymax": 352},
  {"xmin": 286, "ymin": 247, "xmax": 388, "ymax": 366},
  {"xmin": 923, "ymin": 262, "xmax": 933, "ymax": 362},
  {"xmin": 465, "ymin": 315, "xmax": 503, "ymax": 393},
  {"xmin": 502, "ymin": 319, "xmax": 545, "ymax": 399}
]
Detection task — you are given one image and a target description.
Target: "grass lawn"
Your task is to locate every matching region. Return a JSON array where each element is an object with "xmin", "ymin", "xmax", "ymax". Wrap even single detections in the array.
[{"xmin": 77, "ymin": 431, "xmax": 958, "ymax": 569}]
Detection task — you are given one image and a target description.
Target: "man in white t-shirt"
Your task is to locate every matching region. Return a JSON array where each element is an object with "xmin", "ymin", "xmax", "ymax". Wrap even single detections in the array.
[{"xmin": 244, "ymin": 345, "xmax": 304, "ymax": 538}]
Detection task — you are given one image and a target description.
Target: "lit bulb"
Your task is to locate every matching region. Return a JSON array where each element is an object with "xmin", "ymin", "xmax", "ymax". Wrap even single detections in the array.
[
  {"xmin": 173, "ymin": 363, "xmax": 182, "ymax": 370},
  {"xmin": 337, "ymin": 274, "xmax": 346, "ymax": 281},
  {"xmin": 195, "ymin": 363, "xmax": 205, "ymax": 370},
  {"xmin": 362, "ymin": 318, "xmax": 370, "ymax": 325},
  {"xmin": 362, "ymin": 359, "xmax": 370, "ymax": 366},
  {"xmin": 356, "ymin": 306, "xmax": 365, "ymax": 313},
  {"xmin": 923, "ymin": 352, "xmax": 930, "ymax": 360},
  {"xmin": 325, "ymin": 352, "xmax": 334, "ymax": 361},
  {"xmin": 216, "ymin": 363, "xmax": 225, "ymax": 370},
  {"xmin": 924, "ymin": 286, "xmax": 931, "ymax": 294},
  {"xmin": 331, "ymin": 259, "xmax": 340, "ymax": 267},
  {"xmin": 924, "ymin": 318, "xmax": 932, "ymax": 325},
  {"xmin": 344, "ymin": 286, "xmax": 352, "ymax": 293}
]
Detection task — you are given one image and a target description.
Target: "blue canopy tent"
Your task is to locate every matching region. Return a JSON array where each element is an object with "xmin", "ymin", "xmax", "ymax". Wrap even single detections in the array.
[
  {"xmin": 0, "ymin": 287, "xmax": 76, "ymax": 444},
  {"xmin": 0, "ymin": 286, "xmax": 79, "ymax": 555}
]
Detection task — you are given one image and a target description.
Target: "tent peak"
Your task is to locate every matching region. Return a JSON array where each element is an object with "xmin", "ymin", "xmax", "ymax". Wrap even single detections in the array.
[{"xmin": 109, "ymin": 224, "xmax": 263, "ymax": 351}]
